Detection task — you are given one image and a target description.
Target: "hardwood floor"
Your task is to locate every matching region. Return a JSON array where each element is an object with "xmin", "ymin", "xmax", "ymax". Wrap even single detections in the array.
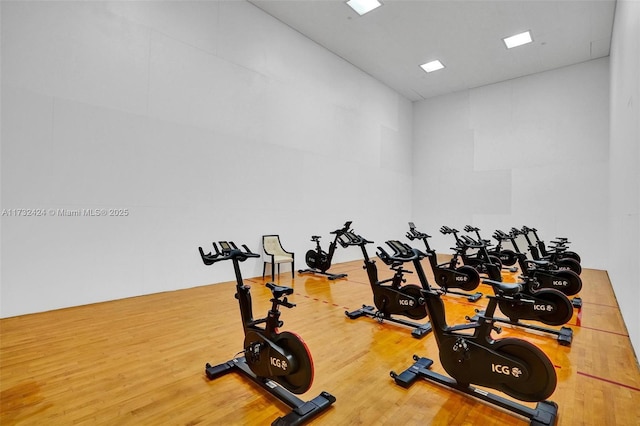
[{"xmin": 2, "ymin": 257, "xmax": 639, "ymax": 425}]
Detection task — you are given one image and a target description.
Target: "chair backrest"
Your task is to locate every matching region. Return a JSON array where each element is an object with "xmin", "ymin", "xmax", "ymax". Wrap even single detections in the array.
[{"xmin": 263, "ymin": 235, "xmax": 288, "ymax": 256}]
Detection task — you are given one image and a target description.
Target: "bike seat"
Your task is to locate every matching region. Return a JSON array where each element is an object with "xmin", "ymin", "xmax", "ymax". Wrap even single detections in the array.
[
  {"xmin": 266, "ymin": 283, "xmax": 294, "ymax": 299},
  {"xmin": 482, "ymin": 279, "xmax": 522, "ymax": 295}
]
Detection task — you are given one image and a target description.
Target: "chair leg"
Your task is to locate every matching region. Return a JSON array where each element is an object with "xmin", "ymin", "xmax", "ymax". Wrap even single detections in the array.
[
  {"xmin": 271, "ymin": 262, "xmax": 275, "ymax": 281},
  {"xmin": 292, "ymin": 261, "xmax": 295, "ymax": 278},
  {"xmin": 262, "ymin": 262, "xmax": 266, "ymax": 279}
]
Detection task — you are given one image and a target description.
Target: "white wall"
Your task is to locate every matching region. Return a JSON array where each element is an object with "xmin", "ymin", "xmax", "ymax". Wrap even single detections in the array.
[
  {"xmin": 609, "ymin": 0, "xmax": 640, "ymax": 358},
  {"xmin": 2, "ymin": 1, "xmax": 636, "ymax": 360},
  {"xmin": 412, "ymin": 58, "xmax": 610, "ymax": 270},
  {"xmin": 0, "ymin": 1, "xmax": 413, "ymax": 317}
]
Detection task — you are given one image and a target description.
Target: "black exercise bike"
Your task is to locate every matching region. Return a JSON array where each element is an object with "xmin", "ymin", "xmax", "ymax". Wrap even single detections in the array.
[
  {"xmin": 471, "ymin": 274, "xmax": 574, "ymax": 345},
  {"xmin": 407, "ymin": 222, "xmax": 573, "ymax": 346},
  {"xmin": 464, "ymin": 225, "xmax": 519, "ymax": 267},
  {"xmin": 384, "ymin": 240, "xmax": 558, "ymax": 425},
  {"xmin": 199, "ymin": 241, "xmax": 335, "ymax": 425},
  {"xmin": 406, "ymin": 222, "xmax": 483, "ymax": 302},
  {"xmin": 299, "ymin": 221, "xmax": 353, "ymax": 280},
  {"xmin": 526, "ymin": 226, "xmax": 581, "ymax": 264},
  {"xmin": 342, "ymin": 229, "xmax": 432, "ymax": 338},
  {"xmin": 519, "ymin": 226, "xmax": 582, "ymax": 275},
  {"xmin": 440, "ymin": 225, "xmax": 504, "ymax": 280},
  {"xmin": 494, "ymin": 229, "xmax": 583, "ymax": 299}
]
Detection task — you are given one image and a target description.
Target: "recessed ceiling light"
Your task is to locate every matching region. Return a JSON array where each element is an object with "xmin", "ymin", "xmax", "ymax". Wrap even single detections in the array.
[
  {"xmin": 503, "ymin": 31, "xmax": 533, "ymax": 49},
  {"xmin": 420, "ymin": 60, "xmax": 445, "ymax": 73},
  {"xmin": 346, "ymin": 0, "xmax": 382, "ymax": 16}
]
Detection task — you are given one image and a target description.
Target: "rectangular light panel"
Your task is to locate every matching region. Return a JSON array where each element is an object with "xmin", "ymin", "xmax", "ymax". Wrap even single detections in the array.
[
  {"xmin": 503, "ymin": 31, "xmax": 533, "ymax": 49},
  {"xmin": 420, "ymin": 60, "xmax": 445, "ymax": 73},
  {"xmin": 346, "ymin": 0, "xmax": 382, "ymax": 16}
]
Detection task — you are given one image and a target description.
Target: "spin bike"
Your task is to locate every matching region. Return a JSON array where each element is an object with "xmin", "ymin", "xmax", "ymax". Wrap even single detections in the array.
[
  {"xmin": 494, "ymin": 229, "xmax": 583, "ymax": 304},
  {"xmin": 198, "ymin": 241, "xmax": 335, "ymax": 425},
  {"xmin": 385, "ymin": 240, "xmax": 558, "ymax": 425},
  {"xmin": 406, "ymin": 222, "xmax": 483, "ymax": 302},
  {"xmin": 299, "ymin": 221, "xmax": 353, "ymax": 280},
  {"xmin": 464, "ymin": 225, "xmax": 519, "ymax": 268},
  {"xmin": 411, "ymin": 224, "xmax": 573, "ymax": 343},
  {"xmin": 519, "ymin": 226, "xmax": 582, "ymax": 275},
  {"xmin": 470, "ymin": 274, "xmax": 574, "ymax": 345},
  {"xmin": 527, "ymin": 226, "xmax": 582, "ymax": 264},
  {"xmin": 341, "ymin": 228, "xmax": 432, "ymax": 338},
  {"xmin": 440, "ymin": 226, "xmax": 504, "ymax": 279}
]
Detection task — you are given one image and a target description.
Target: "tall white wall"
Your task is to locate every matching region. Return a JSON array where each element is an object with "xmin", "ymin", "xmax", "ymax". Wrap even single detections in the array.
[
  {"xmin": 609, "ymin": 0, "xmax": 640, "ymax": 358},
  {"xmin": 0, "ymin": 1, "xmax": 413, "ymax": 317},
  {"xmin": 2, "ymin": 1, "xmax": 636, "ymax": 359},
  {"xmin": 412, "ymin": 58, "xmax": 610, "ymax": 270}
]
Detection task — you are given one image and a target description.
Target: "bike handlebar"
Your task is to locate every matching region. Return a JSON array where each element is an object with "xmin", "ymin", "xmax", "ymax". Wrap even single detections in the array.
[
  {"xmin": 377, "ymin": 240, "xmax": 425, "ymax": 265},
  {"xmin": 198, "ymin": 241, "xmax": 259, "ymax": 265},
  {"xmin": 439, "ymin": 225, "xmax": 457, "ymax": 234},
  {"xmin": 406, "ymin": 222, "xmax": 430, "ymax": 240},
  {"xmin": 329, "ymin": 221, "xmax": 353, "ymax": 235},
  {"xmin": 492, "ymin": 230, "xmax": 513, "ymax": 241},
  {"xmin": 338, "ymin": 230, "xmax": 372, "ymax": 247},
  {"xmin": 523, "ymin": 226, "xmax": 570, "ymax": 244},
  {"xmin": 458, "ymin": 234, "xmax": 486, "ymax": 248},
  {"xmin": 463, "ymin": 225, "xmax": 480, "ymax": 233}
]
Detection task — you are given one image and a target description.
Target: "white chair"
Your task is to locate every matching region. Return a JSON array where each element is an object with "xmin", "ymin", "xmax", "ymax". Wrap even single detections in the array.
[{"xmin": 262, "ymin": 235, "xmax": 295, "ymax": 280}]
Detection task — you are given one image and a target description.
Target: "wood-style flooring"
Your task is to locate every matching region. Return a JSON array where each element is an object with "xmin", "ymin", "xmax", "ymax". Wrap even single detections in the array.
[{"xmin": 2, "ymin": 256, "xmax": 639, "ymax": 425}]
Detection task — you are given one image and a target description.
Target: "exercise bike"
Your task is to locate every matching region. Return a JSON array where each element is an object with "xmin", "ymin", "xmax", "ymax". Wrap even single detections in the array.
[
  {"xmin": 198, "ymin": 241, "xmax": 336, "ymax": 425},
  {"xmin": 385, "ymin": 240, "xmax": 558, "ymax": 425},
  {"xmin": 299, "ymin": 221, "xmax": 353, "ymax": 280},
  {"xmin": 494, "ymin": 229, "xmax": 583, "ymax": 303},
  {"xmin": 448, "ymin": 231, "xmax": 505, "ymax": 282},
  {"xmin": 526, "ymin": 226, "xmax": 582, "ymax": 264},
  {"xmin": 408, "ymin": 225, "xmax": 572, "ymax": 342},
  {"xmin": 440, "ymin": 226, "xmax": 504, "ymax": 279},
  {"xmin": 461, "ymin": 229, "xmax": 520, "ymax": 275},
  {"xmin": 464, "ymin": 225, "xmax": 519, "ymax": 268},
  {"xmin": 342, "ymin": 228, "xmax": 432, "ymax": 338},
  {"xmin": 470, "ymin": 274, "xmax": 574, "ymax": 345},
  {"xmin": 406, "ymin": 222, "xmax": 483, "ymax": 302},
  {"xmin": 519, "ymin": 226, "xmax": 582, "ymax": 275}
]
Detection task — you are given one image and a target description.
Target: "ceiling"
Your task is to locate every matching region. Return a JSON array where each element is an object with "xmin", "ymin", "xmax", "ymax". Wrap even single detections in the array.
[{"xmin": 249, "ymin": 0, "xmax": 616, "ymax": 101}]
